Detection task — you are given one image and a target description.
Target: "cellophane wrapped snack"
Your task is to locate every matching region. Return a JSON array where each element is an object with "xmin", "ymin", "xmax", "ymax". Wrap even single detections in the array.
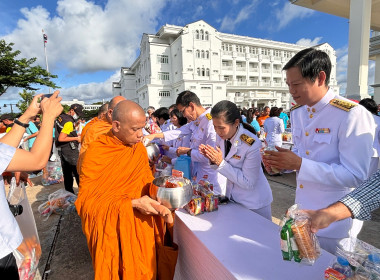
[
  {"xmin": 41, "ymin": 159, "xmax": 64, "ymax": 186},
  {"xmin": 38, "ymin": 189, "xmax": 77, "ymax": 220},
  {"xmin": 324, "ymin": 237, "xmax": 380, "ymax": 279},
  {"xmin": 280, "ymin": 204, "xmax": 321, "ymax": 265},
  {"xmin": 260, "ymin": 143, "xmax": 282, "ymax": 175},
  {"xmin": 7, "ymin": 179, "xmax": 42, "ymax": 280},
  {"xmin": 184, "ymin": 196, "xmax": 205, "ymax": 216}
]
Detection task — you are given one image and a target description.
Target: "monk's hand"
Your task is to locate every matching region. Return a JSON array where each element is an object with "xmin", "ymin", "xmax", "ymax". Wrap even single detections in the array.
[
  {"xmin": 262, "ymin": 146, "xmax": 302, "ymax": 171},
  {"xmin": 132, "ymin": 195, "xmax": 161, "ymax": 216},
  {"xmin": 151, "ymin": 204, "xmax": 174, "ymax": 224},
  {"xmin": 176, "ymin": 147, "xmax": 191, "ymax": 157}
]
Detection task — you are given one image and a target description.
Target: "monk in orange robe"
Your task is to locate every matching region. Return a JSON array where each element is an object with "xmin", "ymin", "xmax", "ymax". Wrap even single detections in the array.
[
  {"xmin": 80, "ymin": 102, "xmax": 109, "ymax": 141},
  {"xmin": 76, "ymin": 100, "xmax": 173, "ymax": 280}
]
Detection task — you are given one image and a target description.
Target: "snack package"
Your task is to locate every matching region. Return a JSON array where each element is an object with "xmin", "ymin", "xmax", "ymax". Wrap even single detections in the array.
[
  {"xmin": 38, "ymin": 189, "xmax": 77, "ymax": 220},
  {"xmin": 184, "ymin": 196, "xmax": 204, "ymax": 216},
  {"xmin": 324, "ymin": 237, "xmax": 380, "ymax": 280},
  {"xmin": 260, "ymin": 143, "xmax": 282, "ymax": 175},
  {"xmin": 198, "ymin": 185, "xmax": 218, "ymax": 212},
  {"xmin": 280, "ymin": 204, "xmax": 321, "ymax": 265}
]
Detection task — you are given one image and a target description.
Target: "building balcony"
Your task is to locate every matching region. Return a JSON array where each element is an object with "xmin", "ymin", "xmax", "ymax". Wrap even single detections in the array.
[
  {"xmin": 262, "ymin": 69, "xmax": 271, "ymax": 73},
  {"xmin": 249, "ymin": 81, "xmax": 259, "ymax": 86},
  {"xmin": 249, "ymin": 68, "xmax": 259, "ymax": 73},
  {"xmin": 273, "ymin": 69, "xmax": 282, "ymax": 74},
  {"xmin": 272, "ymin": 82, "xmax": 282, "ymax": 87},
  {"xmin": 222, "ymin": 66, "xmax": 233, "ymax": 70},
  {"xmin": 222, "ymin": 51, "xmax": 233, "ymax": 56},
  {"xmin": 236, "ymin": 81, "xmax": 247, "ymax": 86},
  {"xmin": 235, "ymin": 96, "xmax": 244, "ymax": 103},
  {"xmin": 236, "ymin": 66, "xmax": 246, "ymax": 71}
]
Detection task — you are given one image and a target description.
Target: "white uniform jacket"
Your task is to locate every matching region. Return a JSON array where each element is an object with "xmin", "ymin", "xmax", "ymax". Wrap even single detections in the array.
[
  {"xmin": 264, "ymin": 116, "xmax": 284, "ymax": 147},
  {"xmin": 163, "ymin": 108, "xmax": 227, "ymax": 194},
  {"xmin": 369, "ymin": 115, "xmax": 380, "ymax": 176},
  {"xmin": 291, "ymin": 88, "xmax": 375, "ymax": 238},
  {"xmin": 211, "ymin": 125, "xmax": 273, "ymax": 210}
]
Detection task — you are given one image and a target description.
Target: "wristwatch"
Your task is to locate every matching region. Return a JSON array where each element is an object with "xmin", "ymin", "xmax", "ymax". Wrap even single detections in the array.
[
  {"xmin": 14, "ymin": 119, "xmax": 29, "ymax": 128},
  {"xmin": 187, "ymin": 149, "xmax": 192, "ymax": 157}
]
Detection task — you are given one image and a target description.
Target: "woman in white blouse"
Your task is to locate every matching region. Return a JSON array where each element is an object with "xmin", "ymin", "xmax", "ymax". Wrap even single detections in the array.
[{"xmin": 263, "ymin": 107, "xmax": 285, "ymax": 148}]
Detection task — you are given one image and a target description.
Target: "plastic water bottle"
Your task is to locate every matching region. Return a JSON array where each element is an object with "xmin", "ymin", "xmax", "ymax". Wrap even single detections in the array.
[
  {"xmin": 174, "ymin": 155, "xmax": 191, "ymax": 179},
  {"xmin": 332, "ymin": 256, "xmax": 353, "ymax": 278},
  {"xmin": 363, "ymin": 253, "xmax": 380, "ymax": 279}
]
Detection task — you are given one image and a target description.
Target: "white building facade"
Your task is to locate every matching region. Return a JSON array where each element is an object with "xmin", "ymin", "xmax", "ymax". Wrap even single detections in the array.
[{"xmin": 113, "ymin": 20, "xmax": 339, "ymax": 110}]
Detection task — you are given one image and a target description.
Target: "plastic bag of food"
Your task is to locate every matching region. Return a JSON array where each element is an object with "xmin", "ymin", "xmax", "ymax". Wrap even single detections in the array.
[
  {"xmin": 280, "ymin": 204, "xmax": 321, "ymax": 265},
  {"xmin": 38, "ymin": 189, "xmax": 77, "ymax": 220},
  {"xmin": 41, "ymin": 159, "xmax": 64, "ymax": 186},
  {"xmin": 7, "ymin": 178, "xmax": 42, "ymax": 280},
  {"xmin": 184, "ymin": 196, "xmax": 204, "ymax": 216},
  {"xmin": 260, "ymin": 142, "xmax": 282, "ymax": 175}
]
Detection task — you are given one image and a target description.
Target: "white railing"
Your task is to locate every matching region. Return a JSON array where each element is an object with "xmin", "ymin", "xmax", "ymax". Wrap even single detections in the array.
[
  {"xmin": 236, "ymin": 66, "xmax": 246, "ymax": 71},
  {"xmin": 223, "ymin": 51, "xmax": 233, "ymax": 56},
  {"xmin": 262, "ymin": 69, "xmax": 271, "ymax": 73},
  {"xmin": 222, "ymin": 66, "xmax": 233, "ymax": 70}
]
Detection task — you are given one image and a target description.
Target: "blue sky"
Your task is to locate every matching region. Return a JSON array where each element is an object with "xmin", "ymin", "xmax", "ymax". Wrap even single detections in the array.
[{"xmin": 0, "ymin": 0, "xmax": 375, "ymax": 112}]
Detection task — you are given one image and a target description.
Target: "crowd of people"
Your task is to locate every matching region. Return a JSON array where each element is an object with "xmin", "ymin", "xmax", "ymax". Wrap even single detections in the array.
[{"xmin": 1, "ymin": 47, "xmax": 380, "ymax": 279}]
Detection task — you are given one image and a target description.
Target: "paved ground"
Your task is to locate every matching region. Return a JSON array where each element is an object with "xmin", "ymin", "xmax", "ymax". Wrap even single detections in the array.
[{"xmin": 23, "ymin": 172, "xmax": 379, "ymax": 280}]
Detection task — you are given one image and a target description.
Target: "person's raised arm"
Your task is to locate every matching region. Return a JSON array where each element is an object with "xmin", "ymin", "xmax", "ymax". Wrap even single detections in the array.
[{"xmin": 6, "ymin": 91, "xmax": 63, "ymax": 172}]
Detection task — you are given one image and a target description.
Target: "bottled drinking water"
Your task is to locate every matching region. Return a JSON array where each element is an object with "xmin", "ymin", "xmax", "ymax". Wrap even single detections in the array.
[{"xmin": 332, "ymin": 256, "xmax": 353, "ymax": 278}]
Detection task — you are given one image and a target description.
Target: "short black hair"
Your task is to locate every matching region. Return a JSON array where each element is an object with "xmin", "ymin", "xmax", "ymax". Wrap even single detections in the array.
[
  {"xmin": 170, "ymin": 109, "xmax": 187, "ymax": 126},
  {"xmin": 176, "ymin": 90, "xmax": 201, "ymax": 107},
  {"xmin": 269, "ymin": 107, "xmax": 280, "ymax": 117},
  {"xmin": 359, "ymin": 98, "xmax": 378, "ymax": 115},
  {"xmin": 152, "ymin": 107, "xmax": 169, "ymax": 120},
  {"xmin": 283, "ymin": 48, "xmax": 331, "ymax": 86}
]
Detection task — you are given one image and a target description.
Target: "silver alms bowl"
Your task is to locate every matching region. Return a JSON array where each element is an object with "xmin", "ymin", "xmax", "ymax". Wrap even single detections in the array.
[
  {"xmin": 152, "ymin": 176, "xmax": 193, "ymax": 209},
  {"xmin": 145, "ymin": 142, "xmax": 160, "ymax": 160}
]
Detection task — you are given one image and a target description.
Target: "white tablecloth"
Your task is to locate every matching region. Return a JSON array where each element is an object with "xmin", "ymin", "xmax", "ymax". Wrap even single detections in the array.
[{"xmin": 174, "ymin": 202, "xmax": 334, "ymax": 280}]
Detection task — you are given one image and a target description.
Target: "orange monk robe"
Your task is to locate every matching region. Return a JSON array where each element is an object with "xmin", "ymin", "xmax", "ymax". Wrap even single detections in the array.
[
  {"xmin": 75, "ymin": 131, "xmax": 158, "ymax": 280},
  {"xmin": 79, "ymin": 116, "xmax": 111, "ymax": 156},
  {"xmin": 80, "ymin": 116, "xmax": 99, "ymax": 141}
]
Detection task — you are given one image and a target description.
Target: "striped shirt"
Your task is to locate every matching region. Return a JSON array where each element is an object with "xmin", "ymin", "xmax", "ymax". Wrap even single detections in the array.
[{"xmin": 339, "ymin": 169, "xmax": 380, "ymax": 220}]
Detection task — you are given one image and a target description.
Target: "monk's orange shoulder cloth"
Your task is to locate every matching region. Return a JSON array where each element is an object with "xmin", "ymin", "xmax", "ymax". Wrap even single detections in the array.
[
  {"xmin": 79, "ymin": 116, "xmax": 111, "ymax": 156},
  {"xmin": 80, "ymin": 116, "xmax": 99, "ymax": 141},
  {"xmin": 75, "ymin": 131, "xmax": 157, "ymax": 280}
]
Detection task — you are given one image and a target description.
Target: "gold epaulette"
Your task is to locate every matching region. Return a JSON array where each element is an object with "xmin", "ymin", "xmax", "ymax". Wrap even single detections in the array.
[
  {"xmin": 290, "ymin": 104, "xmax": 303, "ymax": 112},
  {"xmin": 240, "ymin": 134, "xmax": 255, "ymax": 146},
  {"xmin": 329, "ymin": 98, "xmax": 357, "ymax": 112},
  {"xmin": 206, "ymin": 113, "xmax": 212, "ymax": 120}
]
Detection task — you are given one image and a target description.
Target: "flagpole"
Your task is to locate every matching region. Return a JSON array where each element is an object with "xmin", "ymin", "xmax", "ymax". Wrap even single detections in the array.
[{"xmin": 42, "ymin": 29, "xmax": 51, "ymax": 93}]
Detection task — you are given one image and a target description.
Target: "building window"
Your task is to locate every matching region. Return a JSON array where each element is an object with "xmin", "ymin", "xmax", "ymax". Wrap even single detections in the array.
[
  {"xmin": 206, "ymin": 68, "xmax": 210, "ymax": 76},
  {"xmin": 249, "ymin": 47, "xmax": 258, "ymax": 54},
  {"xmin": 159, "ymin": 91, "xmax": 170, "ymax": 97},
  {"xmin": 201, "ymin": 50, "xmax": 205, "ymax": 58},
  {"xmin": 195, "ymin": 30, "xmax": 199, "ymax": 39},
  {"xmin": 158, "ymin": 72, "xmax": 169, "ymax": 80},
  {"xmin": 196, "ymin": 50, "xmax": 200, "ymax": 58},
  {"xmin": 197, "ymin": 68, "xmax": 200, "ymax": 76},
  {"xmin": 190, "ymin": 86, "xmax": 196, "ymax": 89},
  {"xmin": 216, "ymin": 86, "xmax": 222, "ymax": 89},
  {"xmin": 236, "ymin": 45, "xmax": 244, "ymax": 53},
  {"xmin": 261, "ymin": 48, "xmax": 269, "ymax": 55},
  {"xmin": 201, "ymin": 68, "xmax": 205, "ymax": 76},
  {"xmin": 200, "ymin": 30, "xmax": 204, "ymax": 40},
  {"xmin": 206, "ymin": 51, "xmax": 209, "ymax": 59},
  {"xmin": 274, "ymin": 50, "xmax": 281, "ymax": 57},
  {"xmin": 157, "ymin": 55, "xmax": 168, "ymax": 64},
  {"xmin": 213, "ymin": 52, "xmax": 218, "ymax": 55},
  {"xmin": 205, "ymin": 31, "xmax": 209, "ymax": 40},
  {"xmin": 187, "ymin": 49, "xmax": 193, "ymax": 53}
]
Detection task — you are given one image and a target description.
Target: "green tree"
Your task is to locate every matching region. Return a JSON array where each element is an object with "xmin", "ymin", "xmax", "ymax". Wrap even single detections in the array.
[
  {"xmin": 17, "ymin": 89, "xmax": 35, "ymax": 113},
  {"xmin": 0, "ymin": 39, "xmax": 59, "ymax": 96},
  {"xmin": 62, "ymin": 104, "xmax": 70, "ymax": 113}
]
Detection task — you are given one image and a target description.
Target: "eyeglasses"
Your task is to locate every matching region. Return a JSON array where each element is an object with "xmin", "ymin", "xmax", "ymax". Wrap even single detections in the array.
[{"xmin": 179, "ymin": 106, "xmax": 189, "ymax": 115}]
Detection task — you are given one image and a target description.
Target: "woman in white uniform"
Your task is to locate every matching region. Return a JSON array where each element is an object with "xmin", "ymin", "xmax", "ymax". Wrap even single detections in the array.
[
  {"xmin": 263, "ymin": 107, "xmax": 284, "ymax": 148},
  {"xmin": 199, "ymin": 101, "xmax": 273, "ymax": 220},
  {"xmin": 161, "ymin": 109, "xmax": 189, "ymax": 164}
]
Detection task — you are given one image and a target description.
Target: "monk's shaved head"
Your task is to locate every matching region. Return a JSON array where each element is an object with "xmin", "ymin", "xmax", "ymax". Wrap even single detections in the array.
[
  {"xmin": 112, "ymin": 101, "xmax": 146, "ymax": 146},
  {"xmin": 98, "ymin": 103, "xmax": 109, "ymax": 117},
  {"xmin": 112, "ymin": 100, "xmax": 145, "ymax": 123},
  {"xmin": 109, "ymin": 96, "xmax": 126, "ymax": 110},
  {"xmin": 106, "ymin": 96, "xmax": 126, "ymax": 123}
]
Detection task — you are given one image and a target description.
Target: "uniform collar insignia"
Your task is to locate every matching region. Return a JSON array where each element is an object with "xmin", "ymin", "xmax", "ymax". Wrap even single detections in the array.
[{"xmin": 290, "ymin": 104, "xmax": 303, "ymax": 112}]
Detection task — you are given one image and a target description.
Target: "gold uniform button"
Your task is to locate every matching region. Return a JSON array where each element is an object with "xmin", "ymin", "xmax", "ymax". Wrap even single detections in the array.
[
  {"xmin": 309, "ymin": 114, "xmax": 313, "ymax": 118},
  {"xmin": 312, "ymin": 108, "xmax": 316, "ymax": 113},
  {"xmin": 305, "ymin": 132, "xmax": 309, "ymax": 136},
  {"xmin": 300, "ymin": 184, "xmax": 304, "ymax": 189},
  {"xmin": 307, "ymin": 108, "xmax": 310, "ymax": 112},
  {"xmin": 306, "ymin": 150, "xmax": 310, "ymax": 155}
]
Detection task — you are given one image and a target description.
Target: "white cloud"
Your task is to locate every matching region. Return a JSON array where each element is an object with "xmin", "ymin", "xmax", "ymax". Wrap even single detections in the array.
[
  {"xmin": 275, "ymin": 2, "xmax": 314, "ymax": 30},
  {"xmin": 60, "ymin": 70, "xmax": 120, "ymax": 102},
  {"xmin": 220, "ymin": 0, "xmax": 259, "ymax": 32},
  {"xmin": 2, "ymin": 0, "xmax": 167, "ymax": 73},
  {"xmin": 296, "ymin": 37, "xmax": 322, "ymax": 47}
]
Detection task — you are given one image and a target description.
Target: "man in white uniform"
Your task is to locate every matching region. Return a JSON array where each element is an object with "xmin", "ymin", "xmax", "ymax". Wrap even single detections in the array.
[
  {"xmin": 143, "ymin": 91, "xmax": 226, "ymax": 195},
  {"xmin": 264, "ymin": 48, "xmax": 375, "ymax": 254}
]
